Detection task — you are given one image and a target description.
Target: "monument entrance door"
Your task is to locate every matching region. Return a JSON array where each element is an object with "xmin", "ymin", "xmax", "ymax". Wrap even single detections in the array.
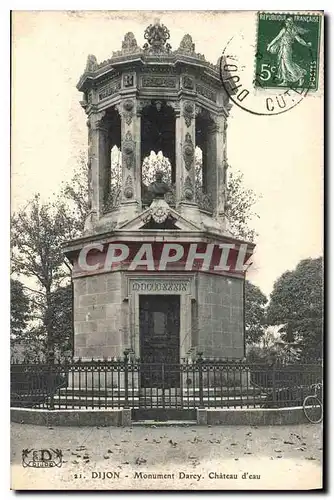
[{"xmin": 139, "ymin": 295, "xmax": 180, "ymax": 388}]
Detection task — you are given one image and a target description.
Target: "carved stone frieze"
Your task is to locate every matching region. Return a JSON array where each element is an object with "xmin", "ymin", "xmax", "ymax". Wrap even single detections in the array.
[
  {"xmin": 141, "ymin": 76, "xmax": 177, "ymax": 88},
  {"xmin": 98, "ymin": 79, "xmax": 121, "ymax": 101},
  {"xmin": 183, "ymin": 132, "xmax": 194, "ymax": 170},
  {"xmin": 196, "ymin": 83, "xmax": 216, "ymax": 102}
]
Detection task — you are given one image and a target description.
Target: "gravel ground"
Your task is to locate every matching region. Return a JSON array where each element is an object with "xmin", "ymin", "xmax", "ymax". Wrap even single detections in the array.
[{"xmin": 11, "ymin": 422, "xmax": 323, "ymax": 491}]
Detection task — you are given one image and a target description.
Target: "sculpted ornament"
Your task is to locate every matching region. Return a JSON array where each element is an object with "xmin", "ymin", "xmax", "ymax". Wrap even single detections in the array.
[
  {"xmin": 183, "ymin": 176, "xmax": 194, "ymax": 201},
  {"xmin": 122, "ymin": 131, "xmax": 135, "ymax": 169},
  {"xmin": 183, "ymin": 101, "xmax": 194, "ymax": 127},
  {"xmin": 85, "ymin": 54, "xmax": 98, "ymax": 72},
  {"xmin": 149, "ymin": 201, "xmax": 170, "ymax": 223},
  {"xmin": 122, "ymin": 99, "xmax": 134, "ymax": 125},
  {"xmin": 143, "ymin": 20, "xmax": 172, "ymax": 54},
  {"xmin": 183, "ymin": 133, "xmax": 194, "ymax": 170},
  {"xmin": 123, "ymin": 175, "xmax": 134, "ymax": 199}
]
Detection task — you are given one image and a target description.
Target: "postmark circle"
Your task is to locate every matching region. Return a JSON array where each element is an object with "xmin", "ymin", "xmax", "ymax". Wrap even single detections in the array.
[{"xmin": 219, "ymin": 13, "xmax": 321, "ymax": 116}]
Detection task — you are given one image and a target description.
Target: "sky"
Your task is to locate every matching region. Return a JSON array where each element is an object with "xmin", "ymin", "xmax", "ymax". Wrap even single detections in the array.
[{"xmin": 11, "ymin": 10, "xmax": 324, "ymax": 297}]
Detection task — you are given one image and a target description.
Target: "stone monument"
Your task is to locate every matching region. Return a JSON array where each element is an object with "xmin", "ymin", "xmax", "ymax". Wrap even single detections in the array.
[{"xmin": 63, "ymin": 21, "xmax": 255, "ymax": 379}]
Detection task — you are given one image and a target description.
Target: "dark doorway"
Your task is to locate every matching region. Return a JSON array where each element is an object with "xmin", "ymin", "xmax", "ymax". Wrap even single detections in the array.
[{"xmin": 139, "ymin": 295, "xmax": 180, "ymax": 388}]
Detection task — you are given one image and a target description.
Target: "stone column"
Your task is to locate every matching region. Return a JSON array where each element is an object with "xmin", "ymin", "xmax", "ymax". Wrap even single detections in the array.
[
  {"xmin": 87, "ymin": 110, "xmax": 109, "ymax": 219},
  {"xmin": 206, "ymin": 114, "xmax": 226, "ymax": 222},
  {"xmin": 175, "ymin": 99, "xmax": 197, "ymax": 211},
  {"xmin": 118, "ymin": 98, "xmax": 141, "ymax": 223}
]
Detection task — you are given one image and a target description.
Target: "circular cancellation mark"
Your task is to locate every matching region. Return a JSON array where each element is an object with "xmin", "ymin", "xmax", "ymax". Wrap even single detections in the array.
[{"xmin": 219, "ymin": 14, "xmax": 320, "ymax": 116}]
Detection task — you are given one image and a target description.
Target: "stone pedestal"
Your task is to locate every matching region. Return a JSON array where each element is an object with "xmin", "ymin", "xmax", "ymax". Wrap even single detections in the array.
[{"xmin": 73, "ymin": 269, "xmax": 244, "ymax": 361}]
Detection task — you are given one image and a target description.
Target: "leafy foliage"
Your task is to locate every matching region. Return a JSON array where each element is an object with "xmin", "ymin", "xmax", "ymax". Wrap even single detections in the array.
[
  {"xmin": 225, "ymin": 169, "xmax": 259, "ymax": 242},
  {"xmin": 266, "ymin": 257, "xmax": 323, "ymax": 360},
  {"xmin": 244, "ymin": 280, "xmax": 267, "ymax": 345},
  {"xmin": 10, "ymin": 279, "xmax": 30, "ymax": 340},
  {"xmin": 11, "ymin": 194, "xmax": 77, "ymax": 359},
  {"xmin": 47, "ymin": 285, "xmax": 73, "ymax": 355}
]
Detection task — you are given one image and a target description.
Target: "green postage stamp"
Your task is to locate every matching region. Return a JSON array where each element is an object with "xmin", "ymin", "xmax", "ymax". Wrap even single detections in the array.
[{"xmin": 255, "ymin": 12, "xmax": 322, "ymax": 90}]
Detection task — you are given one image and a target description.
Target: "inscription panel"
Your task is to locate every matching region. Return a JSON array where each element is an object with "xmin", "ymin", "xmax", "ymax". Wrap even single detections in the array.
[{"xmin": 132, "ymin": 280, "xmax": 189, "ymax": 293}]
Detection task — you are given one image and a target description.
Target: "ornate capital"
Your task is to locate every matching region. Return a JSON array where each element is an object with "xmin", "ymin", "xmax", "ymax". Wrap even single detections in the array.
[
  {"xmin": 87, "ymin": 111, "xmax": 107, "ymax": 131},
  {"xmin": 166, "ymin": 100, "xmax": 181, "ymax": 116}
]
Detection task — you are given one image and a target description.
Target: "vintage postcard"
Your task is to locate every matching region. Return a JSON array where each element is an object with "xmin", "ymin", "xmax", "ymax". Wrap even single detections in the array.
[{"xmin": 10, "ymin": 10, "xmax": 324, "ymax": 491}]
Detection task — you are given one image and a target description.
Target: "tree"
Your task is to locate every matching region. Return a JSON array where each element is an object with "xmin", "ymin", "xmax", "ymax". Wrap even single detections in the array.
[
  {"xmin": 10, "ymin": 278, "xmax": 30, "ymax": 341},
  {"xmin": 47, "ymin": 284, "xmax": 73, "ymax": 356},
  {"xmin": 225, "ymin": 169, "xmax": 259, "ymax": 242},
  {"xmin": 266, "ymin": 257, "xmax": 323, "ymax": 360},
  {"xmin": 244, "ymin": 280, "xmax": 268, "ymax": 345},
  {"xmin": 61, "ymin": 153, "xmax": 90, "ymax": 233},
  {"xmin": 11, "ymin": 194, "xmax": 77, "ymax": 360}
]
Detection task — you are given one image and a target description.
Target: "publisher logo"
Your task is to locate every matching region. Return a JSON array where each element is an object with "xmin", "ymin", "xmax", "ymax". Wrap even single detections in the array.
[{"xmin": 22, "ymin": 448, "xmax": 63, "ymax": 468}]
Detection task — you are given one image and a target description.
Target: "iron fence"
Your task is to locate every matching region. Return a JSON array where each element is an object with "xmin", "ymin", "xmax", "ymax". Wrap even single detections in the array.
[{"xmin": 10, "ymin": 354, "xmax": 323, "ymax": 411}]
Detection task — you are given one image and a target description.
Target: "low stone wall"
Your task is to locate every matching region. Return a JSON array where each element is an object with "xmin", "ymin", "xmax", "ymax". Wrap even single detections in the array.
[
  {"xmin": 11, "ymin": 408, "xmax": 124, "ymax": 427},
  {"xmin": 202, "ymin": 407, "xmax": 308, "ymax": 426},
  {"xmin": 11, "ymin": 406, "xmax": 308, "ymax": 427}
]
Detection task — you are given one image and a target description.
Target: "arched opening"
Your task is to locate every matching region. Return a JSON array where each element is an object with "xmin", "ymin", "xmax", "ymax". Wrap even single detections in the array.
[
  {"xmin": 103, "ymin": 145, "xmax": 122, "ymax": 212},
  {"xmin": 102, "ymin": 107, "xmax": 122, "ymax": 213},
  {"xmin": 141, "ymin": 101, "xmax": 176, "ymax": 181},
  {"xmin": 195, "ymin": 110, "xmax": 214, "ymax": 213}
]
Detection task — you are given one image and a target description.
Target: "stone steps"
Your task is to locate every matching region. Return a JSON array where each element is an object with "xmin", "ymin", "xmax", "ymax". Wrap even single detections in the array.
[{"xmin": 57, "ymin": 387, "xmax": 263, "ymax": 397}]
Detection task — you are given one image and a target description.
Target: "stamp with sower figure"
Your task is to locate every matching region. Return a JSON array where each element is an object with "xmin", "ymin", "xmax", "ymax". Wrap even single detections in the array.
[
  {"xmin": 255, "ymin": 12, "xmax": 322, "ymax": 91},
  {"xmin": 220, "ymin": 11, "xmax": 322, "ymax": 115}
]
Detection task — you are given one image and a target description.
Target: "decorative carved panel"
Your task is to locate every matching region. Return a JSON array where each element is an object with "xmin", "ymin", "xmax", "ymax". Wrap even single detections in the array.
[
  {"xmin": 122, "ymin": 131, "xmax": 135, "ymax": 169},
  {"xmin": 183, "ymin": 75, "xmax": 195, "ymax": 90},
  {"xmin": 142, "ymin": 76, "xmax": 177, "ymax": 88},
  {"xmin": 196, "ymin": 83, "xmax": 216, "ymax": 102},
  {"xmin": 98, "ymin": 79, "xmax": 121, "ymax": 101},
  {"xmin": 123, "ymin": 73, "xmax": 135, "ymax": 87},
  {"xmin": 183, "ymin": 101, "xmax": 194, "ymax": 127},
  {"xmin": 183, "ymin": 176, "xmax": 194, "ymax": 201},
  {"xmin": 183, "ymin": 133, "xmax": 194, "ymax": 171},
  {"xmin": 196, "ymin": 191, "xmax": 213, "ymax": 212},
  {"xmin": 122, "ymin": 99, "xmax": 134, "ymax": 125},
  {"xmin": 123, "ymin": 175, "xmax": 134, "ymax": 199}
]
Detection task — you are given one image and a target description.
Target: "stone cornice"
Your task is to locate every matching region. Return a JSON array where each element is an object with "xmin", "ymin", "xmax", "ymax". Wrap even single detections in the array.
[
  {"xmin": 77, "ymin": 54, "xmax": 221, "ymax": 93},
  {"xmin": 62, "ymin": 229, "xmax": 256, "ymax": 254}
]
